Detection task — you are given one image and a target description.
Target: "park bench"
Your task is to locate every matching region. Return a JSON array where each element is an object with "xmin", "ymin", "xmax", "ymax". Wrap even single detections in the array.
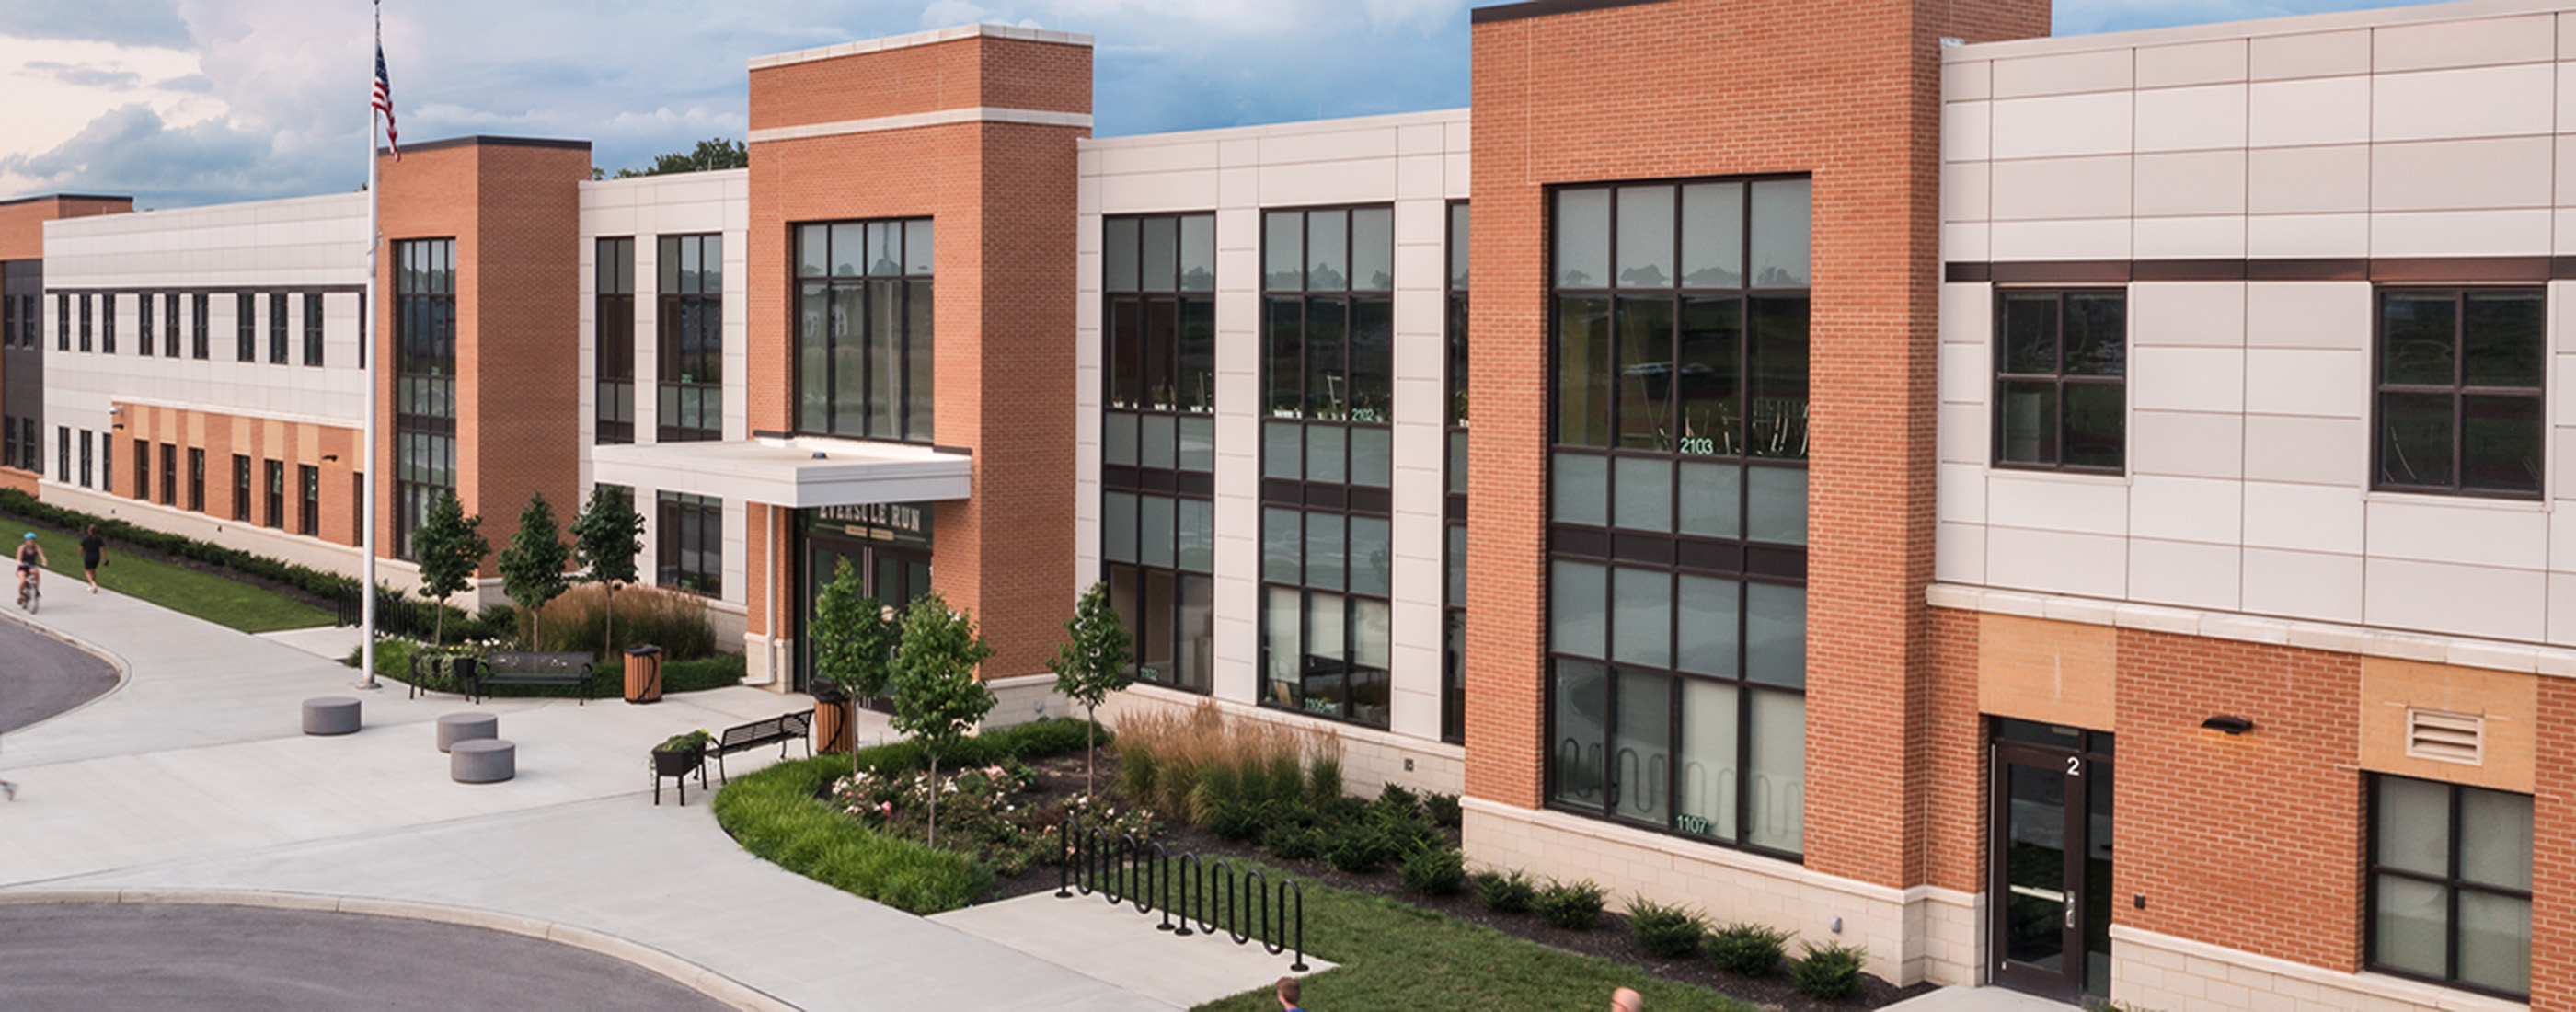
[
  {"xmin": 473, "ymin": 650, "xmax": 597, "ymax": 705},
  {"xmin": 708, "ymin": 711, "xmax": 812, "ymax": 783}
]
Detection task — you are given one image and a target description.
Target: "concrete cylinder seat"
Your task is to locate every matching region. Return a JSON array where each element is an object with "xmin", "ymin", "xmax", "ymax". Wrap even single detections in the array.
[
  {"xmin": 301, "ymin": 696, "xmax": 362, "ymax": 736},
  {"xmin": 435, "ymin": 712, "xmax": 499, "ymax": 753},
  {"xmin": 450, "ymin": 739, "xmax": 516, "ymax": 783}
]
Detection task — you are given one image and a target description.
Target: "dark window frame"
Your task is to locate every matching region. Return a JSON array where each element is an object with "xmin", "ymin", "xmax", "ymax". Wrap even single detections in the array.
[
  {"xmin": 236, "ymin": 293, "xmax": 257, "ymax": 361},
  {"xmin": 159, "ymin": 443, "xmax": 177, "ymax": 507},
  {"xmin": 595, "ymin": 236, "xmax": 636, "ymax": 444},
  {"xmin": 56, "ymin": 426, "xmax": 69, "ymax": 484},
  {"xmin": 301, "ymin": 292, "xmax": 322, "ymax": 366},
  {"xmin": 264, "ymin": 458, "xmax": 285, "ymax": 529},
  {"xmin": 1443, "ymin": 199, "xmax": 1469, "ymax": 745},
  {"xmin": 138, "ymin": 291, "xmax": 153, "ymax": 356},
  {"xmin": 1991, "ymin": 288, "xmax": 2127, "ymax": 474},
  {"xmin": 657, "ymin": 233, "xmax": 724, "ymax": 443},
  {"xmin": 78, "ymin": 430, "xmax": 91, "ymax": 489},
  {"xmin": 655, "ymin": 490, "xmax": 722, "ymax": 596},
  {"xmin": 1545, "ymin": 175, "xmax": 1811, "ymax": 862},
  {"xmin": 98, "ymin": 292, "xmax": 114, "ymax": 353},
  {"xmin": 2372, "ymin": 286, "xmax": 2546, "ymax": 500},
  {"xmin": 2364, "ymin": 773, "xmax": 2533, "ymax": 999},
  {"xmin": 393, "ymin": 239, "xmax": 458, "ymax": 560},
  {"xmin": 187, "ymin": 447, "xmax": 204, "ymax": 512},
  {"xmin": 132, "ymin": 439, "xmax": 147, "ymax": 500},
  {"xmin": 298, "ymin": 464, "xmax": 320, "ymax": 536},
  {"xmin": 232, "ymin": 454, "xmax": 252, "ymax": 522},
  {"xmin": 193, "ymin": 292, "xmax": 211, "ymax": 360},
  {"xmin": 270, "ymin": 292, "xmax": 290, "ymax": 364},
  {"xmin": 792, "ymin": 218, "xmax": 935, "ymax": 444},
  {"xmin": 77, "ymin": 293, "xmax": 91, "ymax": 352},
  {"xmin": 163, "ymin": 293, "xmax": 179, "ymax": 358}
]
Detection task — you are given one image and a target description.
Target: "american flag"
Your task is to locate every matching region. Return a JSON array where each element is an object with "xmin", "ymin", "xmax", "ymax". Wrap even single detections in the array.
[{"xmin": 373, "ymin": 41, "xmax": 401, "ymax": 160}]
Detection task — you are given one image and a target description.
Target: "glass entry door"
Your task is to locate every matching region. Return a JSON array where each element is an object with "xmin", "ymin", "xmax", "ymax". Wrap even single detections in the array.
[
  {"xmin": 799, "ymin": 529, "xmax": 930, "ymax": 704},
  {"xmin": 1991, "ymin": 722, "xmax": 2114, "ymax": 1001}
]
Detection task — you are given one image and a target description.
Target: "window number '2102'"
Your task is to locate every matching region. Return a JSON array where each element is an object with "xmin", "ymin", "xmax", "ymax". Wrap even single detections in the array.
[{"xmin": 1680, "ymin": 436, "xmax": 1716, "ymax": 455}]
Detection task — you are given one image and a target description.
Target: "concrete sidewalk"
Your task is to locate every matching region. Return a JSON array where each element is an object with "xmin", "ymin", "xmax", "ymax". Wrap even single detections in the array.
[{"xmin": 0, "ymin": 586, "xmax": 1306, "ymax": 1010}]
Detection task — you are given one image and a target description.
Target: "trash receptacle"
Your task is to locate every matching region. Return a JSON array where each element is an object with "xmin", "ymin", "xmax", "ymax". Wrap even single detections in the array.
[{"xmin": 624, "ymin": 645, "xmax": 663, "ymax": 704}]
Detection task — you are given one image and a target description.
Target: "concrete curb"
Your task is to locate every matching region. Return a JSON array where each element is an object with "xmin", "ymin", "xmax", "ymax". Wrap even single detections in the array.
[
  {"xmin": 0, "ymin": 598, "xmax": 134, "ymax": 735},
  {"xmin": 0, "ymin": 888, "xmax": 803, "ymax": 1012}
]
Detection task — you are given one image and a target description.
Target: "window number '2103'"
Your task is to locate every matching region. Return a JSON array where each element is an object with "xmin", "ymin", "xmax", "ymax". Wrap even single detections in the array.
[{"xmin": 1680, "ymin": 436, "xmax": 1716, "ymax": 455}]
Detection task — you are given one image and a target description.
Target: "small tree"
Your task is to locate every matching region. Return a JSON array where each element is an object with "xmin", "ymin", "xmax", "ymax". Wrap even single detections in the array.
[
  {"xmin": 888, "ymin": 591, "xmax": 996, "ymax": 847},
  {"xmin": 569, "ymin": 484, "xmax": 645, "ymax": 657},
  {"xmin": 410, "ymin": 490, "xmax": 489, "ymax": 646},
  {"xmin": 811, "ymin": 558, "xmax": 900, "ymax": 772},
  {"xmin": 497, "ymin": 491, "xmax": 572, "ymax": 649},
  {"xmin": 1046, "ymin": 581, "xmax": 1133, "ymax": 794}
]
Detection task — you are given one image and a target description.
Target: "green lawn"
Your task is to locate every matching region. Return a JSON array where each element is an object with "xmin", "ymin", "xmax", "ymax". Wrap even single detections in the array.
[
  {"xmin": 1185, "ymin": 859, "xmax": 1757, "ymax": 1012},
  {"xmin": 14, "ymin": 523, "xmax": 336, "ymax": 633}
]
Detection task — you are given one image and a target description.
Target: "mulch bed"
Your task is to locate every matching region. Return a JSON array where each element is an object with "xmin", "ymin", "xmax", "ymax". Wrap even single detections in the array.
[{"xmin": 981, "ymin": 751, "xmax": 1937, "ymax": 1011}]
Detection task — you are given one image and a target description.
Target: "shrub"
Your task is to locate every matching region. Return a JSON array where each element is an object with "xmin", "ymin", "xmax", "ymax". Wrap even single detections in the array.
[
  {"xmin": 1376, "ymin": 782, "xmax": 1420, "ymax": 817},
  {"xmin": 537, "ymin": 582, "xmax": 719, "ymax": 660},
  {"xmin": 1626, "ymin": 898, "xmax": 1708, "ymax": 959},
  {"xmin": 1534, "ymin": 879, "xmax": 1606, "ymax": 930},
  {"xmin": 1324, "ymin": 822, "xmax": 1406, "ymax": 874},
  {"xmin": 1370, "ymin": 806, "xmax": 1442, "ymax": 857},
  {"xmin": 1706, "ymin": 922, "xmax": 1794, "ymax": 977},
  {"xmin": 1788, "ymin": 941, "xmax": 1868, "ymax": 1000},
  {"xmin": 0, "ymin": 489, "xmax": 357, "ymax": 602},
  {"xmin": 1399, "ymin": 848, "xmax": 1466, "ymax": 897},
  {"xmin": 1265, "ymin": 822, "xmax": 1327, "ymax": 862},
  {"xmin": 1204, "ymin": 798, "xmax": 1268, "ymax": 842},
  {"xmin": 1422, "ymin": 791, "xmax": 1463, "ymax": 828},
  {"xmin": 1476, "ymin": 868, "xmax": 1536, "ymax": 914},
  {"xmin": 995, "ymin": 717, "xmax": 1107, "ymax": 759}
]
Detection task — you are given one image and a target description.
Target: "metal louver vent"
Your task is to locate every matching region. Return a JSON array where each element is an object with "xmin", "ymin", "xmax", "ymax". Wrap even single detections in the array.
[{"xmin": 2406, "ymin": 708, "xmax": 2482, "ymax": 765}]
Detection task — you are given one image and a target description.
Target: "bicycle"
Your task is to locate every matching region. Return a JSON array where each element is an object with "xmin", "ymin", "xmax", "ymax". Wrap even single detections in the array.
[{"xmin": 17, "ymin": 571, "xmax": 38, "ymax": 614}]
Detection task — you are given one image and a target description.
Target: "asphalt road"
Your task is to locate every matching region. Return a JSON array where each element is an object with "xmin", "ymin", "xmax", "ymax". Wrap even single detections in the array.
[
  {"xmin": 0, "ymin": 615, "xmax": 118, "ymax": 735},
  {"xmin": 0, "ymin": 903, "xmax": 738, "ymax": 1011}
]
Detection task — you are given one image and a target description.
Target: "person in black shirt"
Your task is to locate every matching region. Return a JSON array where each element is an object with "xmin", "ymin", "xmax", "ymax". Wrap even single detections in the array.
[{"xmin": 78, "ymin": 524, "xmax": 104, "ymax": 594}]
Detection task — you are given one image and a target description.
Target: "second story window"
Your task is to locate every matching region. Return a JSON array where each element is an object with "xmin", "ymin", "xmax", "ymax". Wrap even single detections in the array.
[
  {"xmin": 1994, "ymin": 290, "xmax": 2125, "ymax": 473},
  {"xmin": 595, "ymin": 237, "xmax": 635, "ymax": 444},
  {"xmin": 236, "ymin": 293, "xmax": 256, "ymax": 361},
  {"xmin": 1102, "ymin": 213, "xmax": 1215, "ymax": 696},
  {"xmin": 2376, "ymin": 288, "xmax": 2544, "ymax": 499},
  {"xmin": 270, "ymin": 292, "xmax": 289, "ymax": 364},
  {"xmin": 796, "ymin": 219, "xmax": 933, "ymax": 443},
  {"xmin": 657, "ymin": 234, "xmax": 722, "ymax": 442},
  {"xmin": 162, "ymin": 293, "xmax": 178, "ymax": 358},
  {"xmin": 300, "ymin": 293, "xmax": 322, "ymax": 365}
]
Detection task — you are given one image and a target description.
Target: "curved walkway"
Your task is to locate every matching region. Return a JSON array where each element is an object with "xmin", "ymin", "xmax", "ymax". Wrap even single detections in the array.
[
  {"xmin": 0, "ymin": 616, "xmax": 119, "ymax": 734},
  {"xmin": 0, "ymin": 900, "xmax": 734, "ymax": 1011},
  {"xmin": 0, "ymin": 584, "xmax": 1237, "ymax": 1011}
]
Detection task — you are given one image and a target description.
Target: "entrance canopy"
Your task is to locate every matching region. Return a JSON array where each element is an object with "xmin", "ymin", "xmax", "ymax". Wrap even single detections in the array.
[{"xmin": 588, "ymin": 435, "xmax": 971, "ymax": 508}]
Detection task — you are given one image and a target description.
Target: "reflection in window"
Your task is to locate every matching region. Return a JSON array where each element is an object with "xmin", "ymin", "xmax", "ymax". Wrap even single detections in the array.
[
  {"xmin": 392, "ymin": 238, "xmax": 456, "ymax": 560},
  {"xmin": 1547, "ymin": 177, "xmax": 1808, "ymax": 859},
  {"xmin": 1994, "ymin": 290, "xmax": 2124, "ymax": 472},
  {"xmin": 2368, "ymin": 775, "xmax": 2531, "ymax": 998},
  {"xmin": 595, "ymin": 237, "xmax": 636, "ymax": 443},
  {"xmin": 658, "ymin": 234, "xmax": 723, "ymax": 442},
  {"xmin": 657, "ymin": 491, "xmax": 722, "ymax": 596},
  {"xmin": 2375, "ymin": 288, "xmax": 2544, "ymax": 498},
  {"xmin": 795, "ymin": 220, "xmax": 933, "ymax": 443}
]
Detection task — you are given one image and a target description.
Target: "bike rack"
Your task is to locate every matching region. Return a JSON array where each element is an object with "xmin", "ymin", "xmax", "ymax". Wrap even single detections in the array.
[{"xmin": 1056, "ymin": 815, "xmax": 1307, "ymax": 972}]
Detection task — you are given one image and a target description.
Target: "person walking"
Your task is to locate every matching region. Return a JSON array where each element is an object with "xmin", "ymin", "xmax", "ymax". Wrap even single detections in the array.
[
  {"xmin": 78, "ymin": 525, "xmax": 104, "ymax": 593},
  {"xmin": 1611, "ymin": 987, "xmax": 1643, "ymax": 1012}
]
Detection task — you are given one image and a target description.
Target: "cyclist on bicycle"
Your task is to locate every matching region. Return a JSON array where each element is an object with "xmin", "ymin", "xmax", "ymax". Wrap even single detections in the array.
[{"xmin": 17, "ymin": 533, "xmax": 46, "ymax": 602}]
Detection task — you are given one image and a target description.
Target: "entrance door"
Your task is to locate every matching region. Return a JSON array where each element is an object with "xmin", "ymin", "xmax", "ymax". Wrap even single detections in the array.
[
  {"xmin": 1991, "ymin": 723, "xmax": 2114, "ymax": 1001},
  {"xmin": 799, "ymin": 532, "xmax": 931, "ymax": 700}
]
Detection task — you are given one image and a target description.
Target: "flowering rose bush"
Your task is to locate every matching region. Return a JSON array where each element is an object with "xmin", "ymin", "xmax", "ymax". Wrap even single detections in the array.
[{"xmin": 831, "ymin": 762, "xmax": 1075, "ymax": 877}]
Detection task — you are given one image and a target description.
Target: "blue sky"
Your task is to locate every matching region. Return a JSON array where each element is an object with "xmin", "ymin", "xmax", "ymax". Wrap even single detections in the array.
[{"xmin": 0, "ymin": 0, "xmax": 2437, "ymax": 209}]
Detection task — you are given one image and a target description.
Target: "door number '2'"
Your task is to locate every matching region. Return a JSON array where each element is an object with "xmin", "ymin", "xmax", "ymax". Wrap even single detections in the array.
[{"xmin": 2065, "ymin": 755, "xmax": 2083, "ymax": 776}]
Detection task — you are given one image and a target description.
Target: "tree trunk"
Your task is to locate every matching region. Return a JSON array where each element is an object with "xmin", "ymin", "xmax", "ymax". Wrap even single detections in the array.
[
  {"xmin": 1085, "ymin": 706, "xmax": 1098, "ymax": 796},
  {"xmin": 926, "ymin": 753, "xmax": 940, "ymax": 848}
]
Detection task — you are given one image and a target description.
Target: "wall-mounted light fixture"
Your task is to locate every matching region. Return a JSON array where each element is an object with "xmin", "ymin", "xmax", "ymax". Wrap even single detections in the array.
[
  {"xmin": 2201, "ymin": 715, "xmax": 2256, "ymax": 736},
  {"xmin": 323, "ymin": 454, "xmax": 339, "ymax": 463}
]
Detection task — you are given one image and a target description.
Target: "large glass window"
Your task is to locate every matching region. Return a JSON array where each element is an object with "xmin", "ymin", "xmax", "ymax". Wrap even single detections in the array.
[
  {"xmin": 595, "ymin": 237, "xmax": 636, "ymax": 444},
  {"xmin": 1259, "ymin": 205, "xmax": 1396, "ymax": 730},
  {"xmin": 163, "ymin": 293, "xmax": 178, "ymax": 358},
  {"xmin": 187, "ymin": 448, "xmax": 204, "ymax": 512},
  {"xmin": 159, "ymin": 443, "xmax": 176, "ymax": 506},
  {"xmin": 263, "ymin": 459, "xmax": 283, "ymax": 528},
  {"xmin": 232, "ymin": 454, "xmax": 251, "ymax": 522},
  {"xmin": 1994, "ymin": 290, "xmax": 2124, "ymax": 472},
  {"xmin": 138, "ymin": 291, "xmax": 152, "ymax": 356},
  {"xmin": 1102, "ymin": 213, "xmax": 1216, "ymax": 696},
  {"xmin": 393, "ymin": 238, "xmax": 457, "ymax": 559},
  {"xmin": 1547, "ymin": 178, "xmax": 1809, "ymax": 859},
  {"xmin": 657, "ymin": 491, "xmax": 721, "ymax": 596},
  {"xmin": 76, "ymin": 293, "xmax": 90, "ymax": 352},
  {"xmin": 1443, "ymin": 201, "xmax": 1469, "ymax": 745},
  {"xmin": 98, "ymin": 293, "xmax": 113, "ymax": 353},
  {"xmin": 2368, "ymin": 775, "xmax": 2532, "ymax": 998},
  {"xmin": 795, "ymin": 219, "xmax": 933, "ymax": 443},
  {"xmin": 2375, "ymin": 288, "xmax": 2544, "ymax": 498},
  {"xmin": 299, "ymin": 464, "xmax": 320, "ymax": 536},
  {"xmin": 657, "ymin": 234, "xmax": 722, "ymax": 442},
  {"xmin": 194, "ymin": 293, "xmax": 212, "ymax": 361}
]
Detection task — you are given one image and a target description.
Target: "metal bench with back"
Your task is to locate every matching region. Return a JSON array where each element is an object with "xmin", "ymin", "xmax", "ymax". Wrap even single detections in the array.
[{"xmin": 473, "ymin": 650, "xmax": 597, "ymax": 704}]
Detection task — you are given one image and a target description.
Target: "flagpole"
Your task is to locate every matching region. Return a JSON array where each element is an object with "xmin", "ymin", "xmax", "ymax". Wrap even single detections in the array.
[{"xmin": 357, "ymin": 0, "xmax": 383, "ymax": 690}]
